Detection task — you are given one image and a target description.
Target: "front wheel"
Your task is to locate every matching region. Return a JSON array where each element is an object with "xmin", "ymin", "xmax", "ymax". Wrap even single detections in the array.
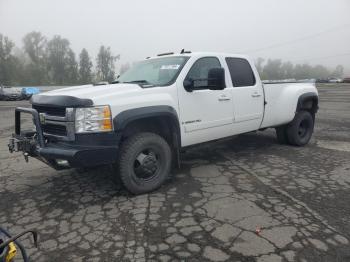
[
  {"xmin": 286, "ymin": 111, "xmax": 314, "ymax": 146},
  {"xmin": 117, "ymin": 132, "xmax": 172, "ymax": 194}
]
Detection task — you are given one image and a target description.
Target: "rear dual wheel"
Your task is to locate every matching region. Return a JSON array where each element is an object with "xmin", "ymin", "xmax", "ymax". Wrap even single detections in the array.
[{"xmin": 275, "ymin": 110, "xmax": 314, "ymax": 146}]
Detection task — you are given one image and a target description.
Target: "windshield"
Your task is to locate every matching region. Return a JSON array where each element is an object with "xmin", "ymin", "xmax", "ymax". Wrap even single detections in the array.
[{"xmin": 117, "ymin": 56, "xmax": 189, "ymax": 86}]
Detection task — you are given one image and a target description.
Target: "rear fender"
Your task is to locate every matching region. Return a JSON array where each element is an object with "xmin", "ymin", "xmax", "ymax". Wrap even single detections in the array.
[
  {"xmin": 261, "ymin": 83, "xmax": 318, "ymax": 128},
  {"xmin": 296, "ymin": 92, "xmax": 319, "ymax": 114}
]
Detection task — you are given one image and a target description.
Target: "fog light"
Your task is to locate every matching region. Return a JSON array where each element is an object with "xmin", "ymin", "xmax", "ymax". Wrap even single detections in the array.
[{"xmin": 56, "ymin": 159, "xmax": 70, "ymax": 167}]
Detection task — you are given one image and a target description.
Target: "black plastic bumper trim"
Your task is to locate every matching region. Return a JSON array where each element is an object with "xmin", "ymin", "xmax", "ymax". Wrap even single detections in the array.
[{"xmin": 37, "ymin": 145, "xmax": 118, "ymax": 168}]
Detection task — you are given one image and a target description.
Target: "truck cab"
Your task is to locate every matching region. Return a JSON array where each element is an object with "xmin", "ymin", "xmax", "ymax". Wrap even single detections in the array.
[{"xmin": 9, "ymin": 51, "xmax": 318, "ymax": 194}]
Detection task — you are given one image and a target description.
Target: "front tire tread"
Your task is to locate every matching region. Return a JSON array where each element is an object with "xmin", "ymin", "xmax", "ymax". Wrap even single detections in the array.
[{"xmin": 118, "ymin": 132, "xmax": 172, "ymax": 194}]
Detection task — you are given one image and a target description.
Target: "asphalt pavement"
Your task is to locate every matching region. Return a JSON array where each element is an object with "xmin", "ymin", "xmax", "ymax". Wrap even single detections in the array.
[{"xmin": 0, "ymin": 84, "xmax": 349, "ymax": 261}]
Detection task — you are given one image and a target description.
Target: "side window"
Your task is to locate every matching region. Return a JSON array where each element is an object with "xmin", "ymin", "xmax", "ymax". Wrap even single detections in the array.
[
  {"xmin": 225, "ymin": 58, "xmax": 256, "ymax": 87},
  {"xmin": 185, "ymin": 57, "xmax": 221, "ymax": 87}
]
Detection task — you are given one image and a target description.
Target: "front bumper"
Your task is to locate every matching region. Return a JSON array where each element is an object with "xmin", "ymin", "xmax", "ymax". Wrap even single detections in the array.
[{"xmin": 8, "ymin": 107, "xmax": 119, "ymax": 169}]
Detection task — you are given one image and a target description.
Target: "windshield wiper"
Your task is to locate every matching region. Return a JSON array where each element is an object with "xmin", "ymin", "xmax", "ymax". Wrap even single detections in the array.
[{"xmin": 124, "ymin": 80, "xmax": 150, "ymax": 84}]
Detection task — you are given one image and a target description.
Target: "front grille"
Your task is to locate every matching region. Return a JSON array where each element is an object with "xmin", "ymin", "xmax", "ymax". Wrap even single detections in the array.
[
  {"xmin": 32, "ymin": 104, "xmax": 74, "ymax": 140},
  {"xmin": 42, "ymin": 124, "xmax": 67, "ymax": 136},
  {"xmin": 33, "ymin": 105, "xmax": 66, "ymax": 117}
]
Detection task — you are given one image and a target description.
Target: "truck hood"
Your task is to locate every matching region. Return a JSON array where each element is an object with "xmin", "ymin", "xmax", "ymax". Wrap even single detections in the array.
[
  {"xmin": 31, "ymin": 83, "xmax": 176, "ymax": 112},
  {"xmin": 40, "ymin": 83, "xmax": 142, "ymax": 102}
]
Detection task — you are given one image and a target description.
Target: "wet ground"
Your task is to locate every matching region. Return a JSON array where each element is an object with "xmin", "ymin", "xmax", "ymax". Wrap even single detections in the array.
[{"xmin": 0, "ymin": 84, "xmax": 349, "ymax": 261}]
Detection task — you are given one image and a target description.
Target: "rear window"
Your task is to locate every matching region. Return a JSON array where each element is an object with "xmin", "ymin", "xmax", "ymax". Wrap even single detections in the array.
[{"xmin": 225, "ymin": 58, "xmax": 256, "ymax": 87}]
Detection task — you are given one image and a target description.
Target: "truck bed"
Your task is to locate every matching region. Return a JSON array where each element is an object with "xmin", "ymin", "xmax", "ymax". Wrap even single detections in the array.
[{"xmin": 260, "ymin": 82, "xmax": 317, "ymax": 129}]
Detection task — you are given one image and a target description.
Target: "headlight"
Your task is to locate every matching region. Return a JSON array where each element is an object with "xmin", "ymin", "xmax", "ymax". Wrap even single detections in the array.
[{"xmin": 75, "ymin": 105, "xmax": 112, "ymax": 133}]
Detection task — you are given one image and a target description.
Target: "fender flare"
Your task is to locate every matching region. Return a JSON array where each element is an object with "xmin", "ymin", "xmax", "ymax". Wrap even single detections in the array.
[
  {"xmin": 296, "ymin": 92, "xmax": 318, "ymax": 113},
  {"xmin": 113, "ymin": 105, "xmax": 181, "ymax": 147}
]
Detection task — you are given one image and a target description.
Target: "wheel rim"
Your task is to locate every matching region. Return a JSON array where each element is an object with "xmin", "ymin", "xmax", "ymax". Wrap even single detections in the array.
[
  {"xmin": 133, "ymin": 149, "xmax": 160, "ymax": 181},
  {"xmin": 298, "ymin": 119, "xmax": 309, "ymax": 138}
]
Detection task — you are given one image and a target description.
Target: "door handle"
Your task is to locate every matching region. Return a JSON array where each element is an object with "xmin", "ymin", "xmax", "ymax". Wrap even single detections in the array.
[
  {"xmin": 251, "ymin": 93, "xmax": 261, "ymax": 98},
  {"xmin": 218, "ymin": 95, "xmax": 231, "ymax": 101}
]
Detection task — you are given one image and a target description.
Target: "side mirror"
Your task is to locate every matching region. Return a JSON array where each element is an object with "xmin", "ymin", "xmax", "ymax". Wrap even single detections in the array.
[
  {"xmin": 183, "ymin": 79, "xmax": 194, "ymax": 91},
  {"xmin": 208, "ymin": 67, "xmax": 225, "ymax": 90}
]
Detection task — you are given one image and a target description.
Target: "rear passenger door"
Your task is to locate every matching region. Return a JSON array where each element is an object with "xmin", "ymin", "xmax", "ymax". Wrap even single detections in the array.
[{"xmin": 225, "ymin": 57, "xmax": 264, "ymax": 132}]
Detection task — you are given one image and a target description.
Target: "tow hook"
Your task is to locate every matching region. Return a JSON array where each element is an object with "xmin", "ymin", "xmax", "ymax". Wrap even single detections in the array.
[{"xmin": 7, "ymin": 137, "xmax": 33, "ymax": 162}]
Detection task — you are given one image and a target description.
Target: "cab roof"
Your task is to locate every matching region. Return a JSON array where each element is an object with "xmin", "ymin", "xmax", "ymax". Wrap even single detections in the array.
[{"xmin": 147, "ymin": 51, "xmax": 250, "ymax": 60}]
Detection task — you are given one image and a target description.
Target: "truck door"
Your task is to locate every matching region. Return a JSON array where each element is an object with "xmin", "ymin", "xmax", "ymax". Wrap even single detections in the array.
[
  {"xmin": 178, "ymin": 56, "xmax": 234, "ymax": 146},
  {"xmin": 225, "ymin": 57, "xmax": 264, "ymax": 132}
]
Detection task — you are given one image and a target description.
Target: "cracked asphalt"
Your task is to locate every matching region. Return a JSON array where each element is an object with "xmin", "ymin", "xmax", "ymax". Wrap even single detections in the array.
[{"xmin": 0, "ymin": 83, "xmax": 350, "ymax": 262}]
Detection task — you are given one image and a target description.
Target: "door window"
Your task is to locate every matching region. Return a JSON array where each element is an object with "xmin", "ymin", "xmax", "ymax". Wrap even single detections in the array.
[
  {"xmin": 225, "ymin": 58, "xmax": 256, "ymax": 87},
  {"xmin": 185, "ymin": 57, "xmax": 221, "ymax": 89}
]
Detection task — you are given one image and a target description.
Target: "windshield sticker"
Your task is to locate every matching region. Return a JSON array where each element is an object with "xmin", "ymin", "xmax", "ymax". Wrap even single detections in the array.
[{"xmin": 160, "ymin": 65, "xmax": 180, "ymax": 70}]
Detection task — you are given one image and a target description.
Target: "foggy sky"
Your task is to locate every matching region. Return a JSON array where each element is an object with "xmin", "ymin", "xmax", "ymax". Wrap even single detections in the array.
[{"xmin": 1, "ymin": 0, "xmax": 350, "ymax": 74}]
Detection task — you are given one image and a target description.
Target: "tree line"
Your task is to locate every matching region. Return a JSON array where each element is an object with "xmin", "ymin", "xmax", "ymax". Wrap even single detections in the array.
[
  {"xmin": 256, "ymin": 58, "xmax": 344, "ymax": 81},
  {"xmin": 0, "ymin": 31, "xmax": 124, "ymax": 86},
  {"xmin": 0, "ymin": 31, "xmax": 345, "ymax": 86}
]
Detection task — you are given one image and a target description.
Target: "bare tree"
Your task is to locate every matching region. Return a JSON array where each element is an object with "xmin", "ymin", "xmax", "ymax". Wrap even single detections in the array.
[
  {"xmin": 46, "ymin": 35, "xmax": 78, "ymax": 85},
  {"xmin": 79, "ymin": 48, "xmax": 93, "ymax": 84},
  {"xmin": 22, "ymin": 31, "xmax": 48, "ymax": 84},
  {"xmin": 0, "ymin": 34, "xmax": 20, "ymax": 85},
  {"xmin": 96, "ymin": 46, "xmax": 120, "ymax": 82}
]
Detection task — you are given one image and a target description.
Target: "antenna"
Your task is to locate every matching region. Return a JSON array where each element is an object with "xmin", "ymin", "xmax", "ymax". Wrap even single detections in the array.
[{"xmin": 180, "ymin": 49, "xmax": 191, "ymax": 54}]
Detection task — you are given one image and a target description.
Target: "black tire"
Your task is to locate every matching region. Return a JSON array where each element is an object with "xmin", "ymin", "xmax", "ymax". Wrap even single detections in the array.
[
  {"xmin": 275, "ymin": 126, "xmax": 289, "ymax": 144},
  {"xmin": 117, "ymin": 132, "xmax": 172, "ymax": 194},
  {"xmin": 286, "ymin": 111, "xmax": 314, "ymax": 146}
]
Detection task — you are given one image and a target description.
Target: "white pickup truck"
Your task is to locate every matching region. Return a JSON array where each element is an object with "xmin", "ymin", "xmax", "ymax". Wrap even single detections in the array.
[{"xmin": 9, "ymin": 51, "xmax": 318, "ymax": 194}]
